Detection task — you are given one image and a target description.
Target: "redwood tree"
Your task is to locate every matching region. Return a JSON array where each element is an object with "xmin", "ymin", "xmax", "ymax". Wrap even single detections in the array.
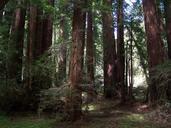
[
  {"xmin": 27, "ymin": 0, "xmax": 54, "ymax": 88},
  {"xmin": 58, "ymin": 16, "xmax": 67, "ymax": 82},
  {"xmin": 27, "ymin": 4, "xmax": 37, "ymax": 88},
  {"xmin": 42, "ymin": 0, "xmax": 54, "ymax": 53},
  {"xmin": 69, "ymin": 1, "xmax": 85, "ymax": 121},
  {"xmin": 102, "ymin": 0, "xmax": 117, "ymax": 98},
  {"xmin": 117, "ymin": 0, "xmax": 126, "ymax": 101},
  {"xmin": 143, "ymin": 0, "xmax": 164, "ymax": 103},
  {"xmin": 8, "ymin": 0, "xmax": 26, "ymax": 83},
  {"xmin": 86, "ymin": 6, "xmax": 94, "ymax": 83}
]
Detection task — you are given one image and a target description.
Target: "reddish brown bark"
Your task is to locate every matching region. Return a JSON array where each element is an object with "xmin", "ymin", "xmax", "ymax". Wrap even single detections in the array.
[
  {"xmin": 8, "ymin": 3, "xmax": 26, "ymax": 82},
  {"xmin": 117, "ymin": 0, "xmax": 126, "ymax": 102},
  {"xmin": 102, "ymin": 0, "xmax": 117, "ymax": 98},
  {"xmin": 27, "ymin": 5, "xmax": 37, "ymax": 88},
  {"xmin": 27, "ymin": 0, "xmax": 54, "ymax": 88},
  {"xmin": 143, "ymin": 0, "xmax": 165, "ymax": 103},
  {"xmin": 164, "ymin": 0, "xmax": 171, "ymax": 59},
  {"xmin": 143, "ymin": 0, "xmax": 164, "ymax": 68},
  {"xmin": 69, "ymin": 2, "xmax": 85, "ymax": 121},
  {"xmin": 86, "ymin": 10, "xmax": 94, "ymax": 83},
  {"xmin": 34, "ymin": 9, "xmax": 43, "ymax": 58},
  {"xmin": 42, "ymin": 0, "xmax": 54, "ymax": 53}
]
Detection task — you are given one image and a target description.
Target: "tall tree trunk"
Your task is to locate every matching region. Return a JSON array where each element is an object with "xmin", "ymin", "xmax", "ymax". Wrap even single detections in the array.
[
  {"xmin": 0, "ymin": 9, "xmax": 3, "ymax": 21},
  {"xmin": 34, "ymin": 9, "xmax": 43, "ymax": 58},
  {"xmin": 129, "ymin": 19, "xmax": 133, "ymax": 100},
  {"xmin": 156, "ymin": 0, "xmax": 167, "ymax": 59},
  {"xmin": 102, "ymin": 0, "xmax": 117, "ymax": 99},
  {"xmin": 164, "ymin": 0, "xmax": 171, "ymax": 59},
  {"xmin": 86, "ymin": 9, "xmax": 94, "ymax": 83},
  {"xmin": 81, "ymin": 12, "xmax": 86, "ymax": 70},
  {"xmin": 156, "ymin": 0, "xmax": 164, "ymax": 32},
  {"xmin": 125, "ymin": 41, "xmax": 129, "ymax": 95},
  {"xmin": 117, "ymin": 0, "xmax": 126, "ymax": 102},
  {"xmin": 27, "ymin": 5, "xmax": 37, "ymax": 88},
  {"xmin": 68, "ymin": 2, "xmax": 85, "ymax": 121},
  {"xmin": 27, "ymin": 0, "xmax": 54, "ymax": 88},
  {"xmin": 42, "ymin": 0, "xmax": 54, "ymax": 53},
  {"xmin": 8, "ymin": 1, "xmax": 26, "ymax": 84},
  {"xmin": 143, "ymin": 0, "xmax": 164, "ymax": 104},
  {"xmin": 58, "ymin": 16, "xmax": 67, "ymax": 83}
]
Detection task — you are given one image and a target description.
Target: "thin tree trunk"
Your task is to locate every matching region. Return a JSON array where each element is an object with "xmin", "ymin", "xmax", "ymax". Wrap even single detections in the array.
[
  {"xmin": 86, "ymin": 9, "xmax": 94, "ymax": 83},
  {"xmin": 34, "ymin": 9, "xmax": 43, "ymax": 58},
  {"xmin": 164, "ymin": 0, "xmax": 171, "ymax": 59},
  {"xmin": 42, "ymin": 0, "xmax": 54, "ymax": 53},
  {"xmin": 58, "ymin": 16, "xmax": 67, "ymax": 83},
  {"xmin": 0, "ymin": 9, "xmax": 3, "ymax": 21},
  {"xmin": 125, "ymin": 41, "xmax": 129, "ymax": 95},
  {"xmin": 81, "ymin": 12, "xmax": 86, "ymax": 70},
  {"xmin": 129, "ymin": 18, "xmax": 133, "ymax": 100}
]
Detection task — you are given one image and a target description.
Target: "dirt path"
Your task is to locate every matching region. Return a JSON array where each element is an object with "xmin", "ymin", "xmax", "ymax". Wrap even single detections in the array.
[
  {"xmin": 55, "ymin": 100, "xmax": 171, "ymax": 128},
  {"xmin": 0, "ymin": 100, "xmax": 170, "ymax": 128}
]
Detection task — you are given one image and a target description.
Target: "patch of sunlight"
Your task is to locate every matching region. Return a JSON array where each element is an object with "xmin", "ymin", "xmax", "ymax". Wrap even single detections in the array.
[
  {"xmin": 134, "ymin": 75, "xmax": 147, "ymax": 87},
  {"xmin": 126, "ymin": 114, "xmax": 144, "ymax": 121},
  {"xmin": 118, "ymin": 113, "xmax": 162, "ymax": 128},
  {"xmin": 82, "ymin": 104, "xmax": 97, "ymax": 111}
]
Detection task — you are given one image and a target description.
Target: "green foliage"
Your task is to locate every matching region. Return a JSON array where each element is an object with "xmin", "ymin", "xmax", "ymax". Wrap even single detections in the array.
[
  {"xmin": 38, "ymin": 84, "xmax": 70, "ymax": 117},
  {"xmin": 31, "ymin": 54, "xmax": 54, "ymax": 88},
  {"xmin": 0, "ymin": 81, "xmax": 35, "ymax": 112},
  {"xmin": 118, "ymin": 114, "xmax": 164, "ymax": 128},
  {"xmin": 0, "ymin": 115, "xmax": 55, "ymax": 128},
  {"xmin": 150, "ymin": 61, "xmax": 171, "ymax": 101},
  {"xmin": 133, "ymin": 86, "xmax": 147, "ymax": 101}
]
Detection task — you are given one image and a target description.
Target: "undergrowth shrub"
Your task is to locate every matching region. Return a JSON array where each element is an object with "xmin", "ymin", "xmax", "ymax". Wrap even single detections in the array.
[
  {"xmin": 0, "ymin": 80, "xmax": 39, "ymax": 112},
  {"xmin": 149, "ymin": 61, "xmax": 171, "ymax": 102}
]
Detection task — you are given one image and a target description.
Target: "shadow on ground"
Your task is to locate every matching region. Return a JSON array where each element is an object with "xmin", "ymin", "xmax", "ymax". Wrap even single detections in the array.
[{"xmin": 0, "ymin": 100, "xmax": 171, "ymax": 128}]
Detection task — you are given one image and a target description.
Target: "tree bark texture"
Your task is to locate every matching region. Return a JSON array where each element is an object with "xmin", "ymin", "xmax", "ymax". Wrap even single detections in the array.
[
  {"xmin": 42, "ymin": 0, "xmax": 54, "ymax": 53},
  {"xmin": 117, "ymin": 0, "xmax": 126, "ymax": 102},
  {"xmin": 8, "ymin": 1, "xmax": 26, "ymax": 83},
  {"xmin": 69, "ymin": 2, "xmax": 85, "ymax": 121},
  {"xmin": 143, "ymin": 0, "xmax": 165, "ymax": 104},
  {"xmin": 86, "ymin": 9, "xmax": 94, "ymax": 83},
  {"xmin": 102, "ymin": 0, "xmax": 117, "ymax": 98},
  {"xmin": 27, "ymin": 5, "xmax": 37, "ymax": 88}
]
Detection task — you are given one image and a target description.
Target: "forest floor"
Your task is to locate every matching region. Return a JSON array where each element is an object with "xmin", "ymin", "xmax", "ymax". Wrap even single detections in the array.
[{"xmin": 0, "ymin": 100, "xmax": 171, "ymax": 128}]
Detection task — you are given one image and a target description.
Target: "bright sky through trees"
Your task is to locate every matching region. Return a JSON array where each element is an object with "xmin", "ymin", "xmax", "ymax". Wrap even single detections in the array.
[{"xmin": 125, "ymin": 0, "xmax": 136, "ymax": 5}]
